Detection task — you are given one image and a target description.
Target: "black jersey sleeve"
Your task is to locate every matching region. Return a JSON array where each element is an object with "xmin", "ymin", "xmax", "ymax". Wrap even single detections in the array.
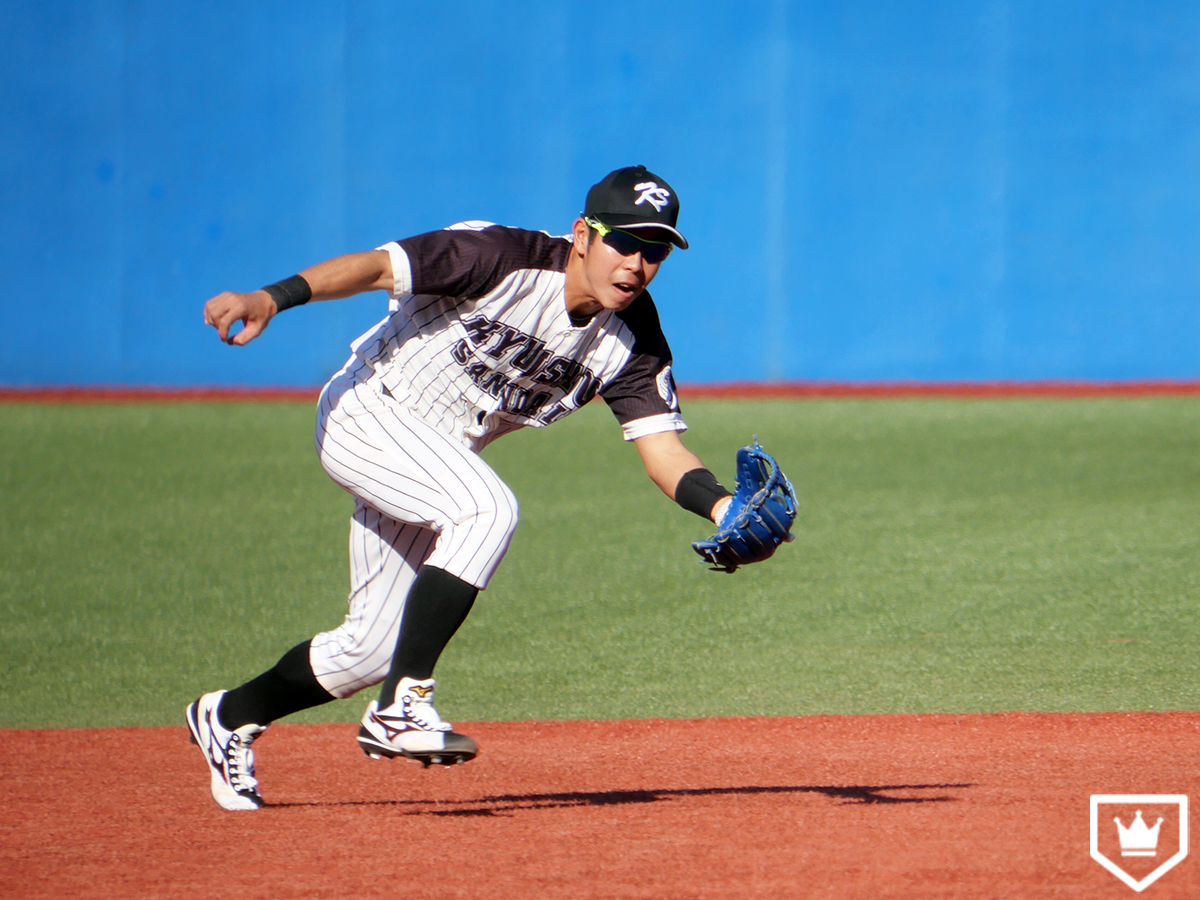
[
  {"xmin": 600, "ymin": 292, "xmax": 687, "ymax": 440},
  {"xmin": 396, "ymin": 224, "xmax": 570, "ymax": 299}
]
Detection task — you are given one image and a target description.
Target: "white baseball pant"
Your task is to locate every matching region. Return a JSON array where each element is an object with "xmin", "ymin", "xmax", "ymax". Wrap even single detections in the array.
[{"xmin": 307, "ymin": 362, "xmax": 519, "ymax": 699}]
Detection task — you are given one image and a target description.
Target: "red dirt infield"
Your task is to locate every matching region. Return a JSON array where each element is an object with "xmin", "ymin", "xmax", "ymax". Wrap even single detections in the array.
[{"xmin": 3, "ymin": 713, "xmax": 1198, "ymax": 899}]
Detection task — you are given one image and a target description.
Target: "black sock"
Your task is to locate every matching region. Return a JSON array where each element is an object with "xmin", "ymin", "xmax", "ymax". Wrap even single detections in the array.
[
  {"xmin": 377, "ymin": 566, "xmax": 478, "ymax": 707},
  {"xmin": 218, "ymin": 640, "xmax": 335, "ymax": 729}
]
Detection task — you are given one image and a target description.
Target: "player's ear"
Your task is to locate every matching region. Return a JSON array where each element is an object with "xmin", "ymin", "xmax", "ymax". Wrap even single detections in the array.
[{"xmin": 571, "ymin": 218, "xmax": 589, "ymax": 253}]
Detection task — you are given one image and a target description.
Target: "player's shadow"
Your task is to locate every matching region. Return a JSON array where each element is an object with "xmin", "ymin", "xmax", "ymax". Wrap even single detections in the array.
[{"xmin": 274, "ymin": 782, "xmax": 973, "ymax": 816}]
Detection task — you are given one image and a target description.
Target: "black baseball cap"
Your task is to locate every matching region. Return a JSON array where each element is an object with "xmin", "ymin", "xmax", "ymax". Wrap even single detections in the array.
[{"xmin": 583, "ymin": 165, "xmax": 688, "ymax": 249}]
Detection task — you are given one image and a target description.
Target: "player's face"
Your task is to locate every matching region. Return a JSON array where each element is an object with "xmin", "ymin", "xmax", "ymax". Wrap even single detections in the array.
[{"xmin": 571, "ymin": 218, "xmax": 668, "ymax": 313}]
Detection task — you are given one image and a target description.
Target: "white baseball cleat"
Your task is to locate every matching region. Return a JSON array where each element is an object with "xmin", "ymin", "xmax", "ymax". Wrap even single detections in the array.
[
  {"xmin": 185, "ymin": 690, "xmax": 268, "ymax": 811},
  {"xmin": 357, "ymin": 677, "xmax": 477, "ymax": 767}
]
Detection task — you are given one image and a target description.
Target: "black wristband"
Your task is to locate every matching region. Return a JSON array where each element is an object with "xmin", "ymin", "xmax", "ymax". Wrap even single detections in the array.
[
  {"xmin": 260, "ymin": 274, "xmax": 312, "ymax": 312},
  {"xmin": 674, "ymin": 468, "xmax": 732, "ymax": 521}
]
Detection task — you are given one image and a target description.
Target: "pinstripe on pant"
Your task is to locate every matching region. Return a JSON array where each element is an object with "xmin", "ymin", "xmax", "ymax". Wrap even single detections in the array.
[{"xmin": 308, "ymin": 363, "xmax": 519, "ymax": 699}]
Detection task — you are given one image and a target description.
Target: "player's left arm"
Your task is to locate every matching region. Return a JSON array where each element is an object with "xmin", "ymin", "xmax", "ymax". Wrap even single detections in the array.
[
  {"xmin": 637, "ymin": 429, "xmax": 801, "ymax": 573},
  {"xmin": 633, "ymin": 430, "xmax": 732, "ymax": 523}
]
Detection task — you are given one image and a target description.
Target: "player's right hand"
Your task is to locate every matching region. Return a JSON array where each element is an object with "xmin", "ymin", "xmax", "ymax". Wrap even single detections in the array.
[{"xmin": 203, "ymin": 290, "xmax": 278, "ymax": 346}]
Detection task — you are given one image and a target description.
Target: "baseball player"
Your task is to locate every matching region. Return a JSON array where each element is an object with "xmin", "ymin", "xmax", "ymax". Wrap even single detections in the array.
[{"xmin": 187, "ymin": 166, "xmax": 795, "ymax": 812}]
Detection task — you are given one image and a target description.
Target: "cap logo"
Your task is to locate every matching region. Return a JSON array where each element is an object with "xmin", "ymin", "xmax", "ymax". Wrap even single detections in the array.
[{"xmin": 633, "ymin": 182, "xmax": 671, "ymax": 212}]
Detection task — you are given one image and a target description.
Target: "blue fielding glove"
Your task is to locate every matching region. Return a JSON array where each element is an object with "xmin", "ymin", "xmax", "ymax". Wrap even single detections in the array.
[{"xmin": 692, "ymin": 440, "xmax": 799, "ymax": 573}]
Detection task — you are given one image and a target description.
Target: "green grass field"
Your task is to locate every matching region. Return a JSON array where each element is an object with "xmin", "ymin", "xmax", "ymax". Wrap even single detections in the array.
[{"xmin": 1, "ymin": 397, "xmax": 1197, "ymax": 729}]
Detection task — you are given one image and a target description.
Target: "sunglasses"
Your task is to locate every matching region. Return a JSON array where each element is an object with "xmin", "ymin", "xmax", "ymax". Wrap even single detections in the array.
[{"xmin": 585, "ymin": 217, "xmax": 673, "ymax": 264}]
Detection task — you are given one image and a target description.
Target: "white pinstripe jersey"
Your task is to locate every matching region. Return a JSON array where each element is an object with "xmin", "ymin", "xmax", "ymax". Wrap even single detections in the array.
[{"xmin": 345, "ymin": 221, "xmax": 686, "ymax": 452}]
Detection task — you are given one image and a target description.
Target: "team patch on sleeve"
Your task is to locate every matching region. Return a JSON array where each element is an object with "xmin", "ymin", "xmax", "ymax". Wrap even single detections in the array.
[{"xmin": 656, "ymin": 365, "xmax": 679, "ymax": 411}]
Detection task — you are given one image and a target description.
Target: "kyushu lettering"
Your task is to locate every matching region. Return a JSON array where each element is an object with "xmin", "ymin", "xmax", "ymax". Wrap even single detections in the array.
[{"xmin": 451, "ymin": 314, "xmax": 604, "ymax": 422}]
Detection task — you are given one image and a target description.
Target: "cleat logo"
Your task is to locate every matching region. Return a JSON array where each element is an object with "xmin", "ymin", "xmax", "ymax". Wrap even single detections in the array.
[
  {"xmin": 199, "ymin": 714, "xmax": 235, "ymax": 786},
  {"xmin": 409, "ymin": 685, "xmax": 434, "ymax": 699},
  {"xmin": 371, "ymin": 710, "xmax": 413, "ymax": 738}
]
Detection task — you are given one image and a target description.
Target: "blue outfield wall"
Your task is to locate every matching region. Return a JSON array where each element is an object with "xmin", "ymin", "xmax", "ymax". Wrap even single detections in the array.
[{"xmin": 2, "ymin": 0, "xmax": 1198, "ymax": 387}]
